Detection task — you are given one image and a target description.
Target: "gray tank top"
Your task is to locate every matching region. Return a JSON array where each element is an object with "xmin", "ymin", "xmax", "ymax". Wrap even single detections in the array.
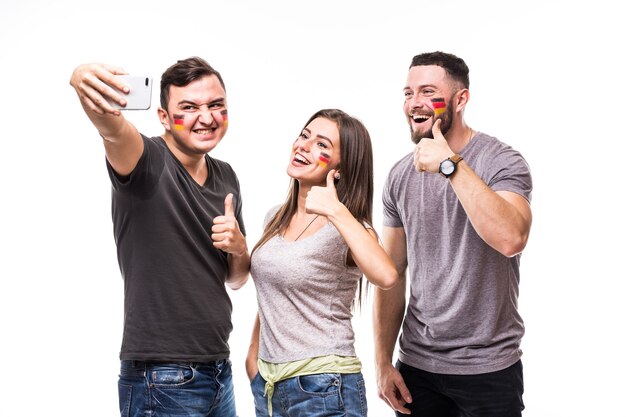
[{"xmin": 251, "ymin": 209, "xmax": 363, "ymax": 363}]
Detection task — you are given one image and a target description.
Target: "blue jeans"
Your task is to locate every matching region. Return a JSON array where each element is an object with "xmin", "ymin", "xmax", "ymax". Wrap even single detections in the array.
[
  {"xmin": 250, "ymin": 372, "xmax": 367, "ymax": 417},
  {"xmin": 397, "ymin": 359, "xmax": 524, "ymax": 417},
  {"xmin": 118, "ymin": 360, "xmax": 237, "ymax": 417}
]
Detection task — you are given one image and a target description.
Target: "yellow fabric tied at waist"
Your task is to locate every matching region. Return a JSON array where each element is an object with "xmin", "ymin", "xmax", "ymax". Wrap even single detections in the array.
[{"xmin": 257, "ymin": 355, "xmax": 362, "ymax": 416}]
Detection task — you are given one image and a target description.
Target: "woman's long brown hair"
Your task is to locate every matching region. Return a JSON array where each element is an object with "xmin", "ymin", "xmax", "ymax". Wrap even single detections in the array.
[{"xmin": 252, "ymin": 109, "xmax": 374, "ymax": 307}]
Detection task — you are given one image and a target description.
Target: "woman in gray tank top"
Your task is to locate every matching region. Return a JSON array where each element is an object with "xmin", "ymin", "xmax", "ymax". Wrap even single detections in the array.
[{"xmin": 246, "ymin": 109, "xmax": 399, "ymax": 417}]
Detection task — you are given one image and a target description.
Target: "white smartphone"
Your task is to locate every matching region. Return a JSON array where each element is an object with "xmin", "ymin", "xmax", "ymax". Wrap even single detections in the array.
[{"xmin": 110, "ymin": 75, "xmax": 153, "ymax": 110}]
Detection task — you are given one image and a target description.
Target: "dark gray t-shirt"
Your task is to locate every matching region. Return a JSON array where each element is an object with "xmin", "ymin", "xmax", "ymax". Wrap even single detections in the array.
[
  {"xmin": 107, "ymin": 135, "xmax": 245, "ymax": 362},
  {"xmin": 383, "ymin": 132, "xmax": 532, "ymax": 375}
]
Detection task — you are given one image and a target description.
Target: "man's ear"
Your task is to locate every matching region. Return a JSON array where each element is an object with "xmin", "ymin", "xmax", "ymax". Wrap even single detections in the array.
[
  {"xmin": 158, "ymin": 107, "xmax": 170, "ymax": 131},
  {"xmin": 454, "ymin": 88, "xmax": 470, "ymax": 112}
]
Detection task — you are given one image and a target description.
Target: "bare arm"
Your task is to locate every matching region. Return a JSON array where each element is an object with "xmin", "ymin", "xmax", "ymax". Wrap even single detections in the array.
[
  {"xmin": 69, "ymin": 63, "xmax": 144, "ymax": 176},
  {"xmin": 225, "ymin": 252, "xmax": 250, "ymax": 290},
  {"xmin": 374, "ymin": 226, "xmax": 412, "ymax": 414},
  {"xmin": 246, "ymin": 314, "xmax": 260, "ymax": 380},
  {"xmin": 450, "ymin": 167, "xmax": 532, "ymax": 257},
  {"xmin": 414, "ymin": 119, "xmax": 532, "ymax": 257},
  {"xmin": 305, "ymin": 170, "xmax": 399, "ymax": 289}
]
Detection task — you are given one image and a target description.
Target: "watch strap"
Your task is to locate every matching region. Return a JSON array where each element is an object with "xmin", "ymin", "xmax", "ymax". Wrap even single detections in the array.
[{"xmin": 450, "ymin": 154, "xmax": 463, "ymax": 164}]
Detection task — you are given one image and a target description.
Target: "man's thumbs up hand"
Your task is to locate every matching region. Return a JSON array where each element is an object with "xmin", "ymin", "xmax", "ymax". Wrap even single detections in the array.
[{"xmin": 212, "ymin": 193, "xmax": 246, "ymax": 256}]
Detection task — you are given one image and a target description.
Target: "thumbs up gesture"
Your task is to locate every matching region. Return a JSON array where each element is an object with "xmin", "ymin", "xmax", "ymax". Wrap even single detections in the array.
[
  {"xmin": 212, "ymin": 193, "xmax": 247, "ymax": 256},
  {"xmin": 305, "ymin": 169, "xmax": 342, "ymax": 217},
  {"xmin": 413, "ymin": 119, "xmax": 453, "ymax": 173}
]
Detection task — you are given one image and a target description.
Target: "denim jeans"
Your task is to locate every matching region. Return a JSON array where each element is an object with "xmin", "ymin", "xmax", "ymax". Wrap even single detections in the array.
[
  {"xmin": 396, "ymin": 359, "xmax": 524, "ymax": 417},
  {"xmin": 118, "ymin": 359, "xmax": 237, "ymax": 417},
  {"xmin": 250, "ymin": 372, "xmax": 367, "ymax": 417}
]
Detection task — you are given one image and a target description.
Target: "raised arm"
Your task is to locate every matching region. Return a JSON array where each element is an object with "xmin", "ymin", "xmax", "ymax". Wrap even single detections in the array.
[
  {"xmin": 305, "ymin": 170, "xmax": 399, "ymax": 289},
  {"xmin": 414, "ymin": 119, "xmax": 532, "ymax": 257},
  {"xmin": 373, "ymin": 226, "xmax": 412, "ymax": 414},
  {"xmin": 69, "ymin": 63, "xmax": 144, "ymax": 176},
  {"xmin": 449, "ymin": 172, "xmax": 532, "ymax": 257}
]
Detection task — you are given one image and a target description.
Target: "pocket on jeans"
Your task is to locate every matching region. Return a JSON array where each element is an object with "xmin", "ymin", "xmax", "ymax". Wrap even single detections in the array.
[
  {"xmin": 296, "ymin": 373, "xmax": 341, "ymax": 396},
  {"xmin": 250, "ymin": 372, "xmax": 261, "ymax": 385},
  {"xmin": 118, "ymin": 383, "xmax": 132, "ymax": 417},
  {"xmin": 150, "ymin": 364, "xmax": 195, "ymax": 386},
  {"xmin": 356, "ymin": 378, "xmax": 368, "ymax": 417}
]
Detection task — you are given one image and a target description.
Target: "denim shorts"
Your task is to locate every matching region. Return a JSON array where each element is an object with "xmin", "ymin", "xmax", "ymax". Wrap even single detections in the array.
[
  {"xmin": 250, "ymin": 371, "xmax": 367, "ymax": 417},
  {"xmin": 118, "ymin": 359, "xmax": 237, "ymax": 417}
]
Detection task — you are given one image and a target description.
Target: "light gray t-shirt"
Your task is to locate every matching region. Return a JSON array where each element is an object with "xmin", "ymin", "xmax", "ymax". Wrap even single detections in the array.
[
  {"xmin": 251, "ymin": 208, "xmax": 363, "ymax": 363},
  {"xmin": 383, "ymin": 132, "xmax": 532, "ymax": 375}
]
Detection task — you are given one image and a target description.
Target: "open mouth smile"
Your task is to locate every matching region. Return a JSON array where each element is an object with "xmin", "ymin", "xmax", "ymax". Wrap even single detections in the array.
[
  {"xmin": 411, "ymin": 113, "xmax": 432, "ymax": 124},
  {"xmin": 293, "ymin": 152, "xmax": 311, "ymax": 165},
  {"xmin": 193, "ymin": 127, "xmax": 217, "ymax": 135}
]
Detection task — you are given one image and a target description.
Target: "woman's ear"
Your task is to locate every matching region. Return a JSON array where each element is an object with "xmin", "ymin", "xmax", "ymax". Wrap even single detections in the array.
[{"xmin": 334, "ymin": 169, "xmax": 341, "ymax": 181}]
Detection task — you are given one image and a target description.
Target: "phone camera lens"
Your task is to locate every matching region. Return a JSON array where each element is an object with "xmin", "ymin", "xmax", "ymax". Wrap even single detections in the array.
[{"xmin": 144, "ymin": 78, "xmax": 149, "ymax": 86}]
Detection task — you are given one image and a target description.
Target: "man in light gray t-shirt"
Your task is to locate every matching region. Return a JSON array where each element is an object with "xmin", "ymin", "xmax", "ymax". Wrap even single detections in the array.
[{"xmin": 374, "ymin": 52, "xmax": 532, "ymax": 417}]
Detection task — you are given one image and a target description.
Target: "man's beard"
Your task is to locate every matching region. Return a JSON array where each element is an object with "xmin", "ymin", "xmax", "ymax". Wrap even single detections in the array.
[{"xmin": 410, "ymin": 105, "xmax": 453, "ymax": 144}]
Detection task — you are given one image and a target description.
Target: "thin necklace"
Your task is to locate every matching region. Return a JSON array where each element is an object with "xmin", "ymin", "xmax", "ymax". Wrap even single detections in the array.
[{"xmin": 293, "ymin": 215, "xmax": 320, "ymax": 241}]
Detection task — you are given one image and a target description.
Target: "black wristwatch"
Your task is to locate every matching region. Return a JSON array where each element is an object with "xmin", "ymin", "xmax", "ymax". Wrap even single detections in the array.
[{"xmin": 439, "ymin": 154, "xmax": 463, "ymax": 178}]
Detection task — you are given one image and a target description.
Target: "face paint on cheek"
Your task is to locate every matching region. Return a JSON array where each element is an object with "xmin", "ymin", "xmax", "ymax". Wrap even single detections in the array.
[
  {"xmin": 173, "ymin": 114, "xmax": 185, "ymax": 130},
  {"xmin": 318, "ymin": 152, "xmax": 330, "ymax": 167},
  {"xmin": 431, "ymin": 98, "xmax": 447, "ymax": 116},
  {"xmin": 220, "ymin": 109, "xmax": 228, "ymax": 127}
]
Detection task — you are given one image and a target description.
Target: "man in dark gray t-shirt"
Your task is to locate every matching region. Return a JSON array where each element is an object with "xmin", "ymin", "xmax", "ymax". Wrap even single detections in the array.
[
  {"xmin": 70, "ymin": 57, "xmax": 249, "ymax": 417},
  {"xmin": 374, "ymin": 52, "xmax": 532, "ymax": 417}
]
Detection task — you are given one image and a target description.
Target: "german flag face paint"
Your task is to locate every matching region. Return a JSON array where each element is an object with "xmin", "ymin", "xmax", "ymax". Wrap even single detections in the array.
[
  {"xmin": 220, "ymin": 109, "xmax": 228, "ymax": 127},
  {"xmin": 173, "ymin": 114, "xmax": 185, "ymax": 131},
  {"xmin": 431, "ymin": 98, "xmax": 446, "ymax": 116},
  {"xmin": 318, "ymin": 152, "xmax": 330, "ymax": 167}
]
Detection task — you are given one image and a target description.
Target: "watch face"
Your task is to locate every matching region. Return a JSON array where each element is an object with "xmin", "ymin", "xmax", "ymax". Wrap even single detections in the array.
[{"xmin": 440, "ymin": 159, "xmax": 455, "ymax": 175}]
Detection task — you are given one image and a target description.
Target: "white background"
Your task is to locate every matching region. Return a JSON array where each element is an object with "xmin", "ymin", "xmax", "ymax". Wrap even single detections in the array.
[{"xmin": 1, "ymin": 1, "xmax": 624, "ymax": 416}]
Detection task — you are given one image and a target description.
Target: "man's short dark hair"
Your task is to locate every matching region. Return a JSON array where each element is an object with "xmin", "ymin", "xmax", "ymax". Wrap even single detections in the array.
[
  {"xmin": 160, "ymin": 57, "xmax": 226, "ymax": 109},
  {"xmin": 410, "ymin": 51, "xmax": 470, "ymax": 89}
]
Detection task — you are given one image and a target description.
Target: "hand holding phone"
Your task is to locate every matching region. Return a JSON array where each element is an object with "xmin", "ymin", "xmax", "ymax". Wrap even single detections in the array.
[{"xmin": 110, "ymin": 75, "xmax": 153, "ymax": 110}]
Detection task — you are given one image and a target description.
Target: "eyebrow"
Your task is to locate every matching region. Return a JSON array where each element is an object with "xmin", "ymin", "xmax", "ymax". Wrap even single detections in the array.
[
  {"xmin": 177, "ymin": 98, "xmax": 225, "ymax": 106},
  {"xmin": 404, "ymin": 84, "xmax": 438, "ymax": 91},
  {"xmin": 303, "ymin": 128, "xmax": 332, "ymax": 143}
]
